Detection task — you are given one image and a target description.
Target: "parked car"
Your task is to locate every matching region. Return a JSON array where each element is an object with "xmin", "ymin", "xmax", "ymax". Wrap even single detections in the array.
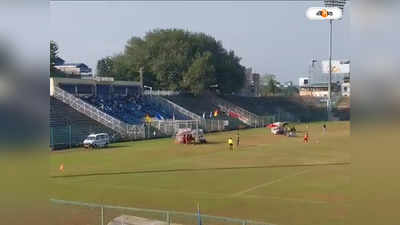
[{"xmin": 83, "ymin": 133, "xmax": 109, "ymax": 148}]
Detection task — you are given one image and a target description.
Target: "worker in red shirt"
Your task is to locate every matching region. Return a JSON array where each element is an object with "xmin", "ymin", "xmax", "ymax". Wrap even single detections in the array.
[{"xmin": 304, "ymin": 132, "xmax": 309, "ymax": 143}]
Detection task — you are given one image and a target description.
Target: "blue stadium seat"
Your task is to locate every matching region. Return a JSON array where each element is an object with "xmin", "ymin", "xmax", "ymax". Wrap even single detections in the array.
[
  {"xmin": 59, "ymin": 84, "xmax": 76, "ymax": 94},
  {"xmin": 58, "ymin": 83, "xmax": 189, "ymax": 124},
  {"xmin": 77, "ymin": 84, "xmax": 93, "ymax": 94},
  {"xmin": 77, "ymin": 89, "xmax": 175, "ymax": 124}
]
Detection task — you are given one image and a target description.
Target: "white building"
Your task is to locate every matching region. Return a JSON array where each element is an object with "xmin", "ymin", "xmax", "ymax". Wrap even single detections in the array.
[
  {"xmin": 239, "ymin": 68, "xmax": 260, "ymax": 97},
  {"xmin": 54, "ymin": 63, "xmax": 93, "ymax": 77},
  {"xmin": 298, "ymin": 77, "xmax": 310, "ymax": 87},
  {"xmin": 299, "ymin": 82, "xmax": 341, "ymax": 98},
  {"xmin": 282, "ymin": 81, "xmax": 293, "ymax": 88}
]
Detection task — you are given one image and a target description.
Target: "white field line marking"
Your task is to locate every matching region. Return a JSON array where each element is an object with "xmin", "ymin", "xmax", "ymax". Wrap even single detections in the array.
[
  {"xmin": 56, "ymin": 174, "xmax": 343, "ymax": 205},
  {"xmin": 57, "ymin": 181, "xmax": 331, "ymax": 205},
  {"xmin": 241, "ymin": 194, "xmax": 328, "ymax": 204},
  {"xmin": 231, "ymin": 169, "xmax": 312, "ymax": 197},
  {"xmin": 58, "ymin": 181, "xmax": 228, "ymax": 199},
  {"xmin": 109, "ymin": 182, "xmax": 332, "ymax": 204}
]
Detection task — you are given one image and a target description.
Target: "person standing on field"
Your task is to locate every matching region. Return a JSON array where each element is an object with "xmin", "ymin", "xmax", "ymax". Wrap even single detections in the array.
[
  {"xmin": 228, "ymin": 137, "xmax": 233, "ymax": 151},
  {"xmin": 322, "ymin": 124, "xmax": 327, "ymax": 133},
  {"xmin": 183, "ymin": 134, "xmax": 187, "ymax": 144},
  {"xmin": 304, "ymin": 132, "xmax": 309, "ymax": 143},
  {"xmin": 236, "ymin": 132, "xmax": 240, "ymax": 148}
]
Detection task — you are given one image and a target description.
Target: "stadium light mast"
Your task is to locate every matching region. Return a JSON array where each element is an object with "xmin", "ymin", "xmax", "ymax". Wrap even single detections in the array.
[{"xmin": 323, "ymin": 0, "xmax": 346, "ymax": 118}]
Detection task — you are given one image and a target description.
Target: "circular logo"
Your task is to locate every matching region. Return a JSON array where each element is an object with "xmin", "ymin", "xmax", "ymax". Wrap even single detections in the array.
[{"xmin": 321, "ymin": 9, "xmax": 328, "ymax": 18}]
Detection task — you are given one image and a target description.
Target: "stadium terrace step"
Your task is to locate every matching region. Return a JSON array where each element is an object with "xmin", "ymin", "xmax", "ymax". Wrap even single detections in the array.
[
  {"xmin": 332, "ymin": 96, "xmax": 350, "ymax": 121},
  {"xmin": 219, "ymin": 95, "xmax": 328, "ymax": 122},
  {"xmin": 210, "ymin": 95, "xmax": 264, "ymax": 127},
  {"xmin": 152, "ymin": 96, "xmax": 202, "ymax": 121},
  {"xmin": 335, "ymin": 96, "xmax": 350, "ymax": 109},
  {"xmin": 52, "ymin": 86, "xmax": 131, "ymax": 137},
  {"xmin": 50, "ymin": 97, "xmax": 124, "ymax": 149}
]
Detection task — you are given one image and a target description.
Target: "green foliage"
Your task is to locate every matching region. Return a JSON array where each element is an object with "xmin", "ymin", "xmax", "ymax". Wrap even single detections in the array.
[
  {"xmin": 96, "ymin": 57, "xmax": 114, "ymax": 77},
  {"xmin": 101, "ymin": 29, "xmax": 245, "ymax": 94},
  {"xmin": 282, "ymin": 86, "xmax": 299, "ymax": 97},
  {"xmin": 262, "ymin": 78, "xmax": 281, "ymax": 96},
  {"xmin": 261, "ymin": 79, "xmax": 299, "ymax": 97},
  {"xmin": 182, "ymin": 52, "xmax": 216, "ymax": 95},
  {"xmin": 111, "ymin": 54, "xmax": 139, "ymax": 81},
  {"xmin": 50, "ymin": 68, "xmax": 66, "ymax": 78},
  {"xmin": 50, "ymin": 40, "xmax": 58, "ymax": 69},
  {"xmin": 260, "ymin": 73, "xmax": 276, "ymax": 86},
  {"xmin": 49, "ymin": 40, "xmax": 69, "ymax": 78}
]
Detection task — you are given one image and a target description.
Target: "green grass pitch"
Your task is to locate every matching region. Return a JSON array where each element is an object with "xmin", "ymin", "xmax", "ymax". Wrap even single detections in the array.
[{"xmin": 50, "ymin": 121, "xmax": 350, "ymax": 225}]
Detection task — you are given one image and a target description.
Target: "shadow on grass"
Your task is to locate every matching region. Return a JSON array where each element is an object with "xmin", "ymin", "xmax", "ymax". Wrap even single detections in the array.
[
  {"xmin": 202, "ymin": 141, "xmax": 222, "ymax": 145},
  {"xmin": 52, "ymin": 162, "xmax": 350, "ymax": 179},
  {"xmin": 104, "ymin": 145, "xmax": 130, "ymax": 149},
  {"xmin": 178, "ymin": 141, "xmax": 222, "ymax": 146}
]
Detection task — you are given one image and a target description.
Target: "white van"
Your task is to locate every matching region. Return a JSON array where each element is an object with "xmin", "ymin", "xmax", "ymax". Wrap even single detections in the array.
[{"xmin": 83, "ymin": 133, "xmax": 109, "ymax": 148}]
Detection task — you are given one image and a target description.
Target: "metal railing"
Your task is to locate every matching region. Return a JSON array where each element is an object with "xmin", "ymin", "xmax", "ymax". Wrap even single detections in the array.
[
  {"xmin": 144, "ymin": 90, "xmax": 180, "ymax": 96},
  {"xmin": 50, "ymin": 199, "xmax": 277, "ymax": 225},
  {"xmin": 50, "ymin": 120, "xmax": 223, "ymax": 150},
  {"xmin": 200, "ymin": 119, "xmax": 227, "ymax": 132},
  {"xmin": 149, "ymin": 120, "xmax": 199, "ymax": 137},
  {"xmin": 126, "ymin": 123, "xmax": 146, "ymax": 139},
  {"xmin": 151, "ymin": 96, "xmax": 203, "ymax": 121},
  {"xmin": 50, "ymin": 125, "xmax": 122, "ymax": 150},
  {"xmin": 53, "ymin": 86, "xmax": 129, "ymax": 135},
  {"xmin": 81, "ymin": 76, "xmax": 115, "ymax": 82},
  {"xmin": 212, "ymin": 97, "xmax": 264, "ymax": 128},
  {"xmin": 148, "ymin": 119, "xmax": 226, "ymax": 137},
  {"xmin": 330, "ymin": 94, "xmax": 343, "ymax": 108},
  {"xmin": 51, "ymin": 87, "xmax": 274, "ymax": 149}
]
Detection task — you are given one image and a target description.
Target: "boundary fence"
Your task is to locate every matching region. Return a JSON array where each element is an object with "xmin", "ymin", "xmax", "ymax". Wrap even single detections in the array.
[
  {"xmin": 50, "ymin": 119, "xmax": 229, "ymax": 149},
  {"xmin": 50, "ymin": 199, "xmax": 276, "ymax": 225}
]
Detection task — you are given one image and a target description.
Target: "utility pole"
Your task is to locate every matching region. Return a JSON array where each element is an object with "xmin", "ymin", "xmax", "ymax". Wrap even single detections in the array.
[
  {"xmin": 327, "ymin": 19, "xmax": 333, "ymax": 119},
  {"xmin": 139, "ymin": 67, "xmax": 144, "ymax": 87},
  {"xmin": 323, "ymin": 0, "xmax": 347, "ymax": 120},
  {"xmin": 196, "ymin": 120, "xmax": 199, "ymax": 143}
]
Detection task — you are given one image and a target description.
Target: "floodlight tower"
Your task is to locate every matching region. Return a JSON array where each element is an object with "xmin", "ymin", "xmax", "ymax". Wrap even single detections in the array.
[
  {"xmin": 324, "ymin": 0, "xmax": 346, "ymax": 11},
  {"xmin": 323, "ymin": 0, "xmax": 346, "ymax": 116}
]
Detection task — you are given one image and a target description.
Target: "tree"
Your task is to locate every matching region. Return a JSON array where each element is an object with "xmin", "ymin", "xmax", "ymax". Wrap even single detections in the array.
[
  {"xmin": 261, "ymin": 73, "xmax": 276, "ymax": 82},
  {"xmin": 267, "ymin": 79, "xmax": 277, "ymax": 95},
  {"xmin": 182, "ymin": 52, "xmax": 216, "ymax": 95},
  {"xmin": 282, "ymin": 86, "xmax": 299, "ymax": 97},
  {"xmin": 100, "ymin": 29, "xmax": 245, "ymax": 94},
  {"xmin": 111, "ymin": 54, "xmax": 141, "ymax": 81},
  {"xmin": 261, "ymin": 77, "xmax": 281, "ymax": 96},
  {"xmin": 49, "ymin": 40, "xmax": 68, "ymax": 77},
  {"xmin": 50, "ymin": 40, "xmax": 59, "ymax": 69},
  {"xmin": 96, "ymin": 57, "xmax": 114, "ymax": 77}
]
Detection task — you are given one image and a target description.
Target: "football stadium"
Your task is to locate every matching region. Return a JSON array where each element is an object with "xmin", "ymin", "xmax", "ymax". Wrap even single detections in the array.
[
  {"xmin": 49, "ymin": 76, "xmax": 350, "ymax": 225},
  {"xmin": 49, "ymin": 1, "xmax": 350, "ymax": 225}
]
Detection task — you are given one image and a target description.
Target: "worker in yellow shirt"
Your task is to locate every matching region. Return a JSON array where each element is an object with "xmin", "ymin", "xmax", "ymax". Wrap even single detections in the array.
[{"xmin": 228, "ymin": 137, "xmax": 233, "ymax": 151}]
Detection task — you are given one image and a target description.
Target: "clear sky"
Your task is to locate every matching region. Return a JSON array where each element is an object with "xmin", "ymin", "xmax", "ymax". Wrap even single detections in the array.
[{"xmin": 50, "ymin": 1, "xmax": 350, "ymax": 83}]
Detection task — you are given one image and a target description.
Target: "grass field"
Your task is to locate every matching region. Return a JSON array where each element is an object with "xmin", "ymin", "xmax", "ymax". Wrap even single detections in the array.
[{"xmin": 50, "ymin": 121, "xmax": 350, "ymax": 225}]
